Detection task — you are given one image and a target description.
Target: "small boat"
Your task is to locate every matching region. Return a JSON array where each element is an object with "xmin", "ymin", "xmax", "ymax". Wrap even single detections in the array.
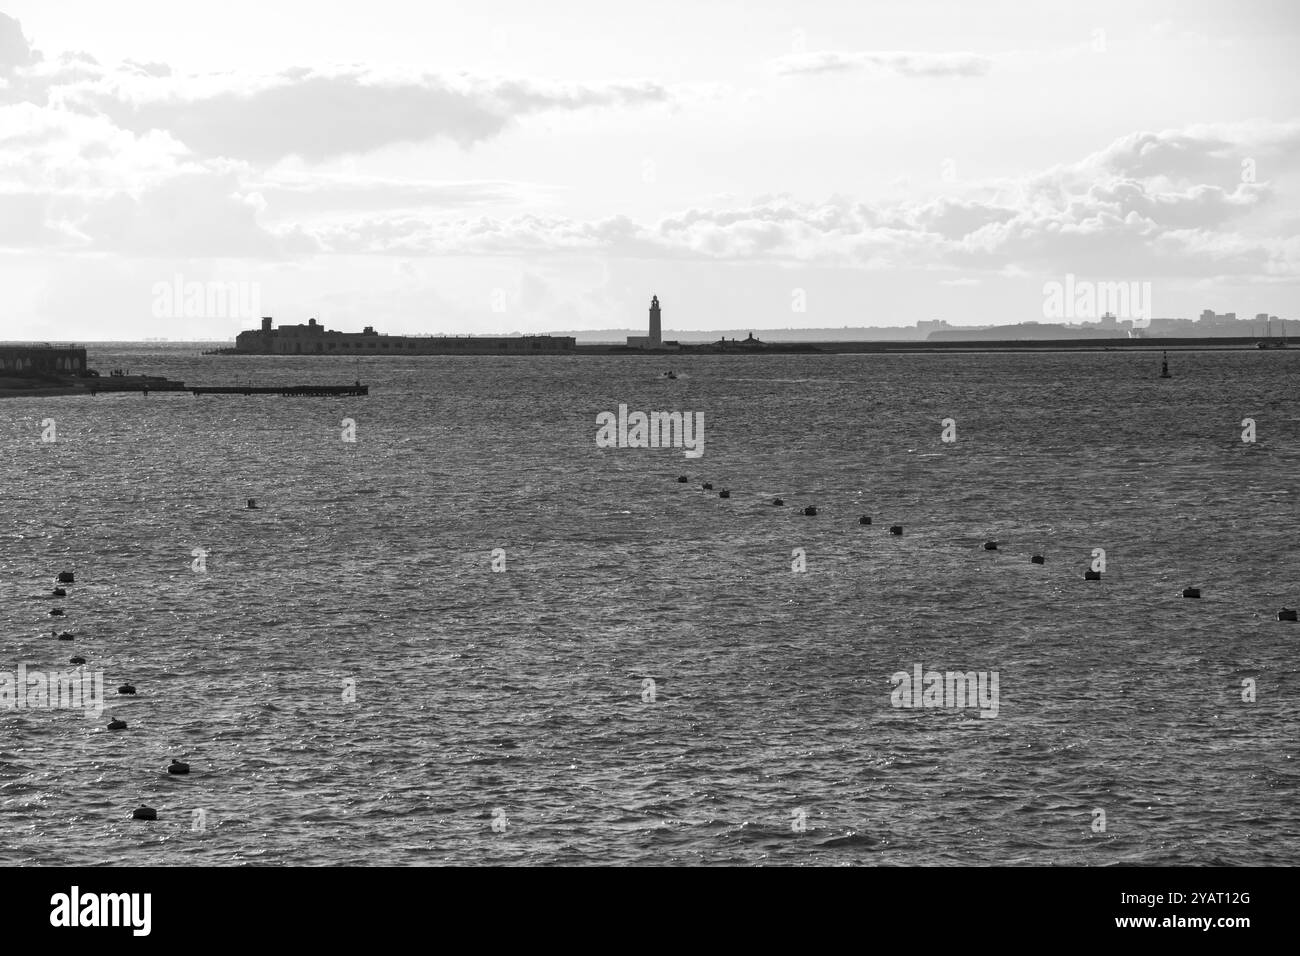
[{"xmin": 662, "ymin": 370, "xmax": 677, "ymax": 379}]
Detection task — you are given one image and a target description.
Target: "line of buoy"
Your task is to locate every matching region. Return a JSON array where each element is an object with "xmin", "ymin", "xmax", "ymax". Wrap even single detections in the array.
[
  {"xmin": 35, "ymin": 570, "xmax": 177, "ymax": 819},
  {"xmin": 668, "ymin": 474, "xmax": 1294, "ymax": 618}
]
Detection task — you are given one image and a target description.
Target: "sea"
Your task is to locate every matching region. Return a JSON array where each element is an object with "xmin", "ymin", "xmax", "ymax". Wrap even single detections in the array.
[{"xmin": 1, "ymin": 345, "xmax": 1297, "ymax": 865}]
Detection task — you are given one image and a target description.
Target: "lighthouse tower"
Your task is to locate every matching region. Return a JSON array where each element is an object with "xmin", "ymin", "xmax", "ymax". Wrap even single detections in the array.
[{"xmin": 649, "ymin": 295, "xmax": 661, "ymax": 347}]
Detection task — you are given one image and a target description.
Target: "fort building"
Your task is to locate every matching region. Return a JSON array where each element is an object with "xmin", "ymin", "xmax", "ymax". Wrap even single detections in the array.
[
  {"xmin": 232, "ymin": 317, "xmax": 576, "ymax": 354},
  {"xmin": 0, "ymin": 345, "xmax": 88, "ymax": 376}
]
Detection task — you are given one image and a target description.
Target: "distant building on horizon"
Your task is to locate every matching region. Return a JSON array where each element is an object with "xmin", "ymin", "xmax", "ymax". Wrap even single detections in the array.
[{"xmin": 916, "ymin": 319, "xmax": 952, "ymax": 334}]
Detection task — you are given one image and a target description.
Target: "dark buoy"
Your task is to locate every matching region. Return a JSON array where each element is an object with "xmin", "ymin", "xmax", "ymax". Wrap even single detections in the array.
[
  {"xmin": 1160, "ymin": 351, "xmax": 1171, "ymax": 379},
  {"xmin": 1278, "ymin": 608, "xmax": 1298, "ymax": 622},
  {"xmin": 56, "ymin": 571, "xmax": 74, "ymax": 584},
  {"xmin": 55, "ymin": 631, "xmax": 73, "ymax": 641},
  {"xmin": 69, "ymin": 656, "xmax": 86, "ymax": 665},
  {"xmin": 773, "ymin": 498, "xmax": 784, "ymax": 506},
  {"xmin": 719, "ymin": 489, "xmax": 731, "ymax": 498},
  {"xmin": 702, "ymin": 482, "xmax": 713, "ymax": 490},
  {"xmin": 983, "ymin": 541, "xmax": 998, "ymax": 551},
  {"xmin": 49, "ymin": 608, "xmax": 65, "ymax": 616},
  {"xmin": 168, "ymin": 759, "xmax": 190, "ymax": 775},
  {"xmin": 131, "ymin": 806, "xmax": 157, "ymax": 821},
  {"xmin": 118, "ymin": 684, "xmax": 136, "ymax": 695},
  {"xmin": 1084, "ymin": 570, "xmax": 1102, "ymax": 581},
  {"xmin": 889, "ymin": 525, "xmax": 903, "ymax": 535},
  {"xmin": 676, "ymin": 475, "xmax": 688, "ymax": 483},
  {"xmin": 1182, "ymin": 587, "xmax": 1201, "ymax": 599},
  {"xmin": 803, "ymin": 506, "xmax": 817, "ymax": 516},
  {"xmin": 108, "ymin": 719, "xmax": 127, "ymax": 731},
  {"xmin": 859, "ymin": 516, "xmax": 872, "ymax": 525},
  {"xmin": 1031, "ymin": 555, "xmax": 1045, "ymax": 565},
  {"xmin": 51, "ymin": 587, "xmax": 67, "ymax": 597}
]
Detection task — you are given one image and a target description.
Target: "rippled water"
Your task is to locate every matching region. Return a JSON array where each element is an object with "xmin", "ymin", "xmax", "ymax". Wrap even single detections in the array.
[{"xmin": 2, "ymin": 346, "xmax": 1298, "ymax": 865}]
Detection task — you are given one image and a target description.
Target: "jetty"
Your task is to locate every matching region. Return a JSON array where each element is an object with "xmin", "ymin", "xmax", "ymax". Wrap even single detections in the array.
[
  {"xmin": 90, "ymin": 381, "xmax": 367, "ymax": 396},
  {"xmin": 191, "ymin": 384, "xmax": 368, "ymax": 396}
]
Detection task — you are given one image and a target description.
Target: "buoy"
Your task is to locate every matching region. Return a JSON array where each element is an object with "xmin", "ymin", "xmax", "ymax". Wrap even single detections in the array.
[
  {"xmin": 773, "ymin": 498, "xmax": 784, "ymax": 506},
  {"xmin": 983, "ymin": 541, "xmax": 998, "ymax": 551},
  {"xmin": 1278, "ymin": 608, "xmax": 1298, "ymax": 622},
  {"xmin": 69, "ymin": 656, "xmax": 86, "ymax": 665},
  {"xmin": 118, "ymin": 684, "xmax": 136, "ymax": 695},
  {"xmin": 889, "ymin": 525, "xmax": 903, "ymax": 535},
  {"xmin": 1160, "ymin": 351, "xmax": 1171, "ymax": 379},
  {"xmin": 859, "ymin": 516, "xmax": 871, "ymax": 525},
  {"xmin": 108, "ymin": 719, "xmax": 127, "ymax": 731},
  {"xmin": 131, "ymin": 806, "xmax": 157, "ymax": 821},
  {"xmin": 702, "ymin": 482, "xmax": 713, "ymax": 490},
  {"xmin": 676, "ymin": 475, "xmax": 688, "ymax": 483},
  {"xmin": 168, "ymin": 759, "xmax": 190, "ymax": 775},
  {"xmin": 56, "ymin": 571, "xmax": 74, "ymax": 584},
  {"xmin": 719, "ymin": 489, "xmax": 731, "ymax": 498},
  {"xmin": 49, "ymin": 608, "xmax": 65, "ymax": 616},
  {"xmin": 1182, "ymin": 587, "xmax": 1201, "ymax": 599},
  {"xmin": 803, "ymin": 506, "xmax": 817, "ymax": 516},
  {"xmin": 1031, "ymin": 555, "xmax": 1045, "ymax": 564},
  {"xmin": 51, "ymin": 587, "xmax": 66, "ymax": 597},
  {"xmin": 55, "ymin": 631, "xmax": 73, "ymax": 641},
  {"xmin": 246, "ymin": 498, "xmax": 258, "ymax": 509},
  {"xmin": 1084, "ymin": 570, "xmax": 1102, "ymax": 581}
]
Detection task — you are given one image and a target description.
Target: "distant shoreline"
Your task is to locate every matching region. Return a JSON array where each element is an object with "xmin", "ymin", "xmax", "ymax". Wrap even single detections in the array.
[{"xmin": 188, "ymin": 334, "xmax": 1288, "ymax": 356}]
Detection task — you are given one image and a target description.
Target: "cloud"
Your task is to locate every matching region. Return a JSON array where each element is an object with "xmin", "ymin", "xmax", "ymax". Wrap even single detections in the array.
[
  {"xmin": 47, "ymin": 64, "xmax": 667, "ymax": 163},
  {"xmin": 0, "ymin": 9, "xmax": 1294, "ymax": 288},
  {"xmin": 772, "ymin": 50, "xmax": 992, "ymax": 78},
  {"xmin": 0, "ymin": 17, "xmax": 668, "ymax": 162},
  {"xmin": 287, "ymin": 123, "xmax": 1297, "ymax": 279}
]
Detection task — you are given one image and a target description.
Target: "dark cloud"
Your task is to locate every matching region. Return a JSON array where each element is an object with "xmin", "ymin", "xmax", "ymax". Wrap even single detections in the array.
[{"xmin": 63, "ymin": 68, "xmax": 667, "ymax": 163}]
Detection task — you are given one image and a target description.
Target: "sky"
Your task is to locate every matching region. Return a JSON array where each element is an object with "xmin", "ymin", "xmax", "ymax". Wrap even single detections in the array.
[{"xmin": 0, "ymin": 0, "xmax": 1298, "ymax": 340}]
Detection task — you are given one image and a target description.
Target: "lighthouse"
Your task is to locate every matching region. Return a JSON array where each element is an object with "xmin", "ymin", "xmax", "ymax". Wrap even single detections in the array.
[{"xmin": 649, "ymin": 295, "xmax": 661, "ymax": 347}]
